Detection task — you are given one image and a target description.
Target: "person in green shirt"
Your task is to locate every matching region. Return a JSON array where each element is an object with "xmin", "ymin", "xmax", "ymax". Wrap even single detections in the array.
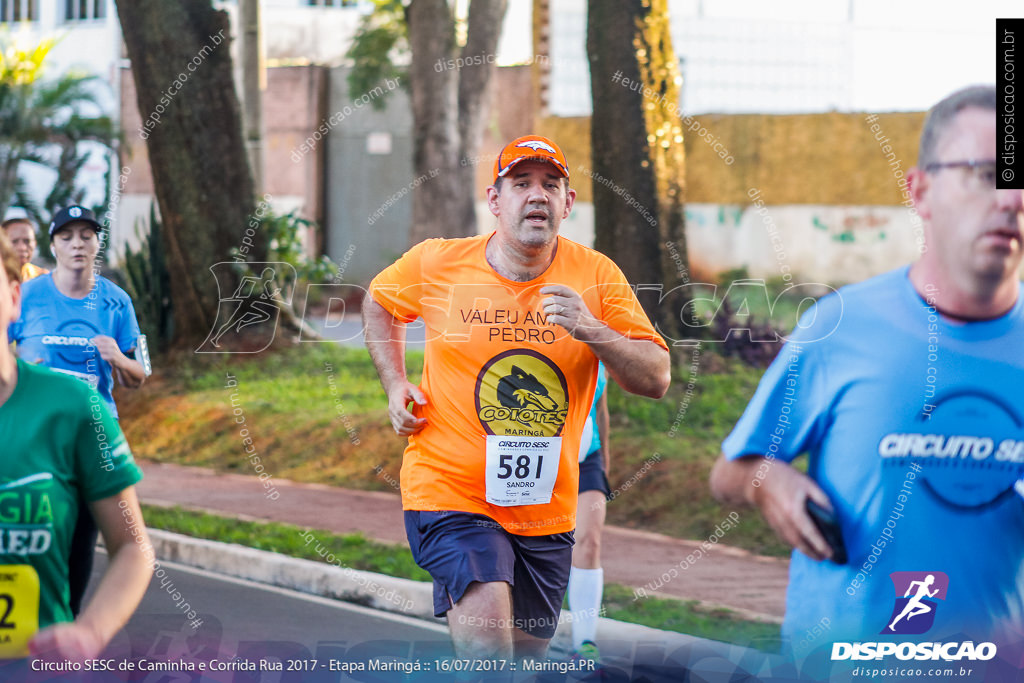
[{"xmin": 0, "ymin": 231, "xmax": 152, "ymax": 660}]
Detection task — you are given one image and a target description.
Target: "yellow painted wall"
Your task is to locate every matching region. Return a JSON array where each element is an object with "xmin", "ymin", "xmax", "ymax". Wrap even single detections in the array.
[{"xmin": 537, "ymin": 111, "xmax": 926, "ymax": 206}]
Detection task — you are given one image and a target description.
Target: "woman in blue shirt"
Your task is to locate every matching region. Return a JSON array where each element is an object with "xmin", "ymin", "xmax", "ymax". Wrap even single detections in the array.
[{"xmin": 10, "ymin": 206, "xmax": 149, "ymax": 618}]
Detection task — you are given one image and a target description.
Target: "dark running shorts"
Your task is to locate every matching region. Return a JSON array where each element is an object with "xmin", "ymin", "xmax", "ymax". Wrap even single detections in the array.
[
  {"xmin": 68, "ymin": 500, "xmax": 98, "ymax": 616},
  {"xmin": 403, "ymin": 510, "xmax": 574, "ymax": 639},
  {"xmin": 578, "ymin": 447, "xmax": 611, "ymax": 498}
]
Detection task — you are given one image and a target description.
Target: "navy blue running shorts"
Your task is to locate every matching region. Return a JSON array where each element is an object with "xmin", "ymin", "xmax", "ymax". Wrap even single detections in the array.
[
  {"xmin": 578, "ymin": 446, "xmax": 611, "ymax": 498},
  {"xmin": 404, "ymin": 509, "xmax": 574, "ymax": 639}
]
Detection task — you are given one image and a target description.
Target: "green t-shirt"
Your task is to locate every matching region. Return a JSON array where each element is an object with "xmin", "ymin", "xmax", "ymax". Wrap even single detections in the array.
[{"xmin": 0, "ymin": 359, "xmax": 142, "ymax": 633}]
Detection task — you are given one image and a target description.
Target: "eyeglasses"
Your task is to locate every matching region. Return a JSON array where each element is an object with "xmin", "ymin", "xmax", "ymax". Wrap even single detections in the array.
[{"xmin": 924, "ymin": 159, "xmax": 997, "ymax": 191}]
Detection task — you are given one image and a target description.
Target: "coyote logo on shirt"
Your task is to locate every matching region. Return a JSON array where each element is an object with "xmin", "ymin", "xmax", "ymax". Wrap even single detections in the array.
[
  {"xmin": 497, "ymin": 366, "xmax": 559, "ymax": 413},
  {"xmin": 476, "ymin": 350, "xmax": 568, "ymax": 436}
]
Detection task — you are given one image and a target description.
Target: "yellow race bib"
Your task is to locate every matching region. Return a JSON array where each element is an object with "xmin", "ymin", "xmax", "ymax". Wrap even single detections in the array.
[{"xmin": 0, "ymin": 565, "xmax": 39, "ymax": 659}]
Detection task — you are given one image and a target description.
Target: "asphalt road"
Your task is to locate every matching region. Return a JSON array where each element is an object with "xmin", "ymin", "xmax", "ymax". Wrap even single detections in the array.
[
  {"xmin": 0, "ymin": 554, "xmax": 454, "ymax": 682},
  {"xmin": 311, "ymin": 314, "xmax": 426, "ymax": 348},
  {"xmin": 0, "ymin": 554, "xmax": 798, "ymax": 682}
]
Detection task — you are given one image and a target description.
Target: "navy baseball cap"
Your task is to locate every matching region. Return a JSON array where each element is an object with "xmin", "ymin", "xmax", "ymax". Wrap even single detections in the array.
[{"xmin": 49, "ymin": 205, "xmax": 102, "ymax": 236}]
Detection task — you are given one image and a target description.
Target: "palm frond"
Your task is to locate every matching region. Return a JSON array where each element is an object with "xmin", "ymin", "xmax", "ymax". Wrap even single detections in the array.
[{"xmin": 0, "ymin": 34, "xmax": 116, "ymax": 218}]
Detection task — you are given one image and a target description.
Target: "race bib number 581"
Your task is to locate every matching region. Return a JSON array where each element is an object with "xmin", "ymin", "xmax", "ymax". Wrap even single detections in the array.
[
  {"xmin": 0, "ymin": 565, "xmax": 39, "ymax": 659},
  {"xmin": 485, "ymin": 436, "xmax": 561, "ymax": 506}
]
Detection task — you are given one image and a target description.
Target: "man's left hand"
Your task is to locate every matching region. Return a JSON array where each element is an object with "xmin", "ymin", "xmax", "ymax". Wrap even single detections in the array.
[
  {"xmin": 91, "ymin": 336, "xmax": 124, "ymax": 364},
  {"xmin": 540, "ymin": 285, "xmax": 602, "ymax": 341}
]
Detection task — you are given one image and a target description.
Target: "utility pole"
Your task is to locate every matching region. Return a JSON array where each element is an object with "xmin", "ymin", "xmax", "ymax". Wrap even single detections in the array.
[{"xmin": 240, "ymin": 0, "xmax": 265, "ymax": 195}]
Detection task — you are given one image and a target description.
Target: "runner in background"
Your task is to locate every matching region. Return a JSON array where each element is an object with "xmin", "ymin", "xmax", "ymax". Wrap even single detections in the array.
[
  {"xmin": 364, "ymin": 135, "xmax": 670, "ymax": 661},
  {"xmin": 1, "ymin": 217, "xmax": 48, "ymax": 282},
  {"xmin": 8, "ymin": 205, "xmax": 151, "ymax": 618},
  {"xmin": 0, "ymin": 231, "xmax": 151, "ymax": 661},
  {"xmin": 569, "ymin": 361, "xmax": 610, "ymax": 661},
  {"xmin": 710, "ymin": 85, "xmax": 1024, "ymax": 664}
]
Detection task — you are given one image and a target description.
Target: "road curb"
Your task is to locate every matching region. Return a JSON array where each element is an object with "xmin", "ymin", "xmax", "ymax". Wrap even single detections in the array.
[
  {"xmin": 148, "ymin": 529, "xmax": 438, "ymax": 621},
  {"xmin": 147, "ymin": 529, "xmax": 758, "ymax": 661}
]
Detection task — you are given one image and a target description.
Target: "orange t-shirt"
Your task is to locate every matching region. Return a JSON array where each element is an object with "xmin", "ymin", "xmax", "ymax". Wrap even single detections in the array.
[{"xmin": 369, "ymin": 233, "xmax": 668, "ymax": 535}]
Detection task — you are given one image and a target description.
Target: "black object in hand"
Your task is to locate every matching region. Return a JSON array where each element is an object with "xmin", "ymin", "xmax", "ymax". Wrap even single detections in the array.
[{"xmin": 805, "ymin": 498, "xmax": 847, "ymax": 564}]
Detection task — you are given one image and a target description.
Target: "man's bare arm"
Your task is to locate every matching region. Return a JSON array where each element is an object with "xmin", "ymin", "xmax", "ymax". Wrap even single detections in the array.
[
  {"xmin": 362, "ymin": 292, "xmax": 427, "ymax": 436},
  {"xmin": 581, "ymin": 329, "xmax": 670, "ymax": 399}
]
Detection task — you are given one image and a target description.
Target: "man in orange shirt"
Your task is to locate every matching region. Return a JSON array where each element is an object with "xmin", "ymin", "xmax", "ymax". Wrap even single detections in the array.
[
  {"xmin": 1, "ymin": 218, "xmax": 48, "ymax": 281},
  {"xmin": 364, "ymin": 135, "xmax": 670, "ymax": 661}
]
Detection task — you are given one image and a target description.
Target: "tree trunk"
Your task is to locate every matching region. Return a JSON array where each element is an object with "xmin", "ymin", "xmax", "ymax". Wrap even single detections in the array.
[
  {"xmin": 587, "ymin": 0, "xmax": 691, "ymax": 344},
  {"xmin": 406, "ymin": 0, "xmax": 506, "ymax": 244},
  {"xmin": 115, "ymin": 0, "xmax": 261, "ymax": 348},
  {"xmin": 0, "ymin": 147, "xmax": 21, "ymax": 219},
  {"xmin": 455, "ymin": 0, "xmax": 508, "ymax": 236}
]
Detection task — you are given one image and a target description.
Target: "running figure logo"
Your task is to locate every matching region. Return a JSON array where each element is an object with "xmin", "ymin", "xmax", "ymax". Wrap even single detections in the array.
[
  {"xmin": 197, "ymin": 262, "xmax": 297, "ymax": 353},
  {"xmin": 883, "ymin": 571, "xmax": 949, "ymax": 635},
  {"xmin": 212, "ymin": 268, "xmax": 281, "ymax": 345}
]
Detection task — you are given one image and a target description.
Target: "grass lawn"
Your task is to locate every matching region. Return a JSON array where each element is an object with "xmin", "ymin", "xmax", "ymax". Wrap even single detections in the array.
[
  {"xmin": 119, "ymin": 341, "xmax": 790, "ymax": 557},
  {"xmin": 602, "ymin": 584, "xmax": 780, "ymax": 650},
  {"xmin": 143, "ymin": 504, "xmax": 780, "ymax": 648},
  {"xmin": 142, "ymin": 504, "xmax": 429, "ymax": 580},
  {"xmin": 120, "ymin": 345, "xmax": 415, "ymax": 494}
]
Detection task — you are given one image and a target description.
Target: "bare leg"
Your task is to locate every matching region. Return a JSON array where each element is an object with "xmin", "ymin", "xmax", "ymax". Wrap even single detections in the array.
[
  {"xmin": 512, "ymin": 628, "xmax": 551, "ymax": 660},
  {"xmin": 568, "ymin": 491, "xmax": 607, "ymax": 650},
  {"xmin": 447, "ymin": 581, "xmax": 514, "ymax": 659},
  {"xmin": 572, "ymin": 491, "xmax": 607, "ymax": 569}
]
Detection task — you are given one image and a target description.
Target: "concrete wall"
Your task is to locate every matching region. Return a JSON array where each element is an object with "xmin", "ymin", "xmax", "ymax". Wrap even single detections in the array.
[
  {"xmin": 534, "ymin": 111, "xmax": 926, "ymax": 206},
  {"xmin": 684, "ymin": 203, "xmax": 921, "ymax": 285},
  {"xmin": 262, "ymin": 5, "xmax": 363, "ymax": 65},
  {"xmin": 520, "ymin": 110, "xmax": 933, "ymax": 283},
  {"xmin": 263, "ymin": 65, "xmax": 329, "ymax": 229},
  {"xmin": 323, "ymin": 67, "xmax": 414, "ymax": 284}
]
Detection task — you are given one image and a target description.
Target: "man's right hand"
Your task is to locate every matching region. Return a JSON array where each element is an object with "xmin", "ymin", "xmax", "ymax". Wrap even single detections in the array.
[
  {"xmin": 388, "ymin": 382, "xmax": 428, "ymax": 437},
  {"xmin": 710, "ymin": 454, "xmax": 835, "ymax": 561},
  {"xmin": 751, "ymin": 461, "xmax": 835, "ymax": 562}
]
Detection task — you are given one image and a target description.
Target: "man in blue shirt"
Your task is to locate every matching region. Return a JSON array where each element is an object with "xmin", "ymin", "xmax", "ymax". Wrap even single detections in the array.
[{"xmin": 711, "ymin": 85, "xmax": 1023, "ymax": 676}]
